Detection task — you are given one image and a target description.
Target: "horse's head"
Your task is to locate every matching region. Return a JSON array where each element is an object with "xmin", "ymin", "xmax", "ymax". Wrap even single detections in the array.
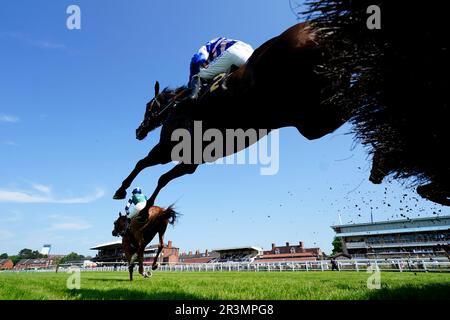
[
  {"xmin": 136, "ymin": 81, "xmax": 181, "ymax": 141},
  {"xmin": 112, "ymin": 212, "xmax": 130, "ymax": 237}
]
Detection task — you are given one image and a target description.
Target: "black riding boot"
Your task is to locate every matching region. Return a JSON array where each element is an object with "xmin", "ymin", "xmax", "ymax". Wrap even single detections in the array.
[
  {"xmin": 188, "ymin": 75, "xmax": 202, "ymax": 100},
  {"xmin": 171, "ymin": 76, "xmax": 202, "ymax": 113}
]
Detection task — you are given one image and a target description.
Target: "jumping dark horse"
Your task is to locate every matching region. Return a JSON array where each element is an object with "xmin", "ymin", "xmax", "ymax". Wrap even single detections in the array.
[
  {"xmin": 112, "ymin": 205, "xmax": 179, "ymax": 281},
  {"xmin": 113, "ymin": 22, "xmax": 351, "ymax": 205}
]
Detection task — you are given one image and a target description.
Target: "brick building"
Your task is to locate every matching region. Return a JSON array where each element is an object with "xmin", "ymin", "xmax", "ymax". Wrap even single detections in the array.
[
  {"xmin": 179, "ymin": 249, "xmax": 219, "ymax": 264},
  {"xmin": 256, "ymin": 241, "xmax": 323, "ymax": 263},
  {"xmin": 0, "ymin": 259, "xmax": 14, "ymax": 270},
  {"xmin": 14, "ymin": 258, "xmax": 55, "ymax": 270}
]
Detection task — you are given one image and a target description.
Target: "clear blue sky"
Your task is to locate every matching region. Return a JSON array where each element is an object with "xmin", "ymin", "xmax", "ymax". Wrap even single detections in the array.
[{"xmin": 1, "ymin": 0, "xmax": 448, "ymax": 257}]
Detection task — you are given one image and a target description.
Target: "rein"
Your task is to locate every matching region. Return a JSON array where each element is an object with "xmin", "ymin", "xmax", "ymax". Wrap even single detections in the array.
[
  {"xmin": 140, "ymin": 88, "xmax": 189, "ymax": 129},
  {"xmin": 155, "ymin": 89, "xmax": 188, "ymax": 117}
]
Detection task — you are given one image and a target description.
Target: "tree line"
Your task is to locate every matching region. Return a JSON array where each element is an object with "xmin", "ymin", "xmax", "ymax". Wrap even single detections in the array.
[{"xmin": 1, "ymin": 249, "xmax": 90, "ymax": 265}]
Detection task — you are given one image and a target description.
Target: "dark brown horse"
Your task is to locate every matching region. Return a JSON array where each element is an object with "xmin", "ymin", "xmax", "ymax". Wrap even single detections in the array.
[
  {"xmin": 112, "ymin": 205, "xmax": 179, "ymax": 281},
  {"xmin": 113, "ymin": 22, "xmax": 351, "ymax": 205}
]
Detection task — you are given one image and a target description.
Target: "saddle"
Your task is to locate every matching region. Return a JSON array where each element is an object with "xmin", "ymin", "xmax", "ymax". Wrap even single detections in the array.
[
  {"xmin": 130, "ymin": 206, "xmax": 159, "ymax": 230},
  {"xmin": 198, "ymin": 65, "xmax": 239, "ymax": 100},
  {"xmin": 168, "ymin": 66, "xmax": 238, "ymax": 114}
]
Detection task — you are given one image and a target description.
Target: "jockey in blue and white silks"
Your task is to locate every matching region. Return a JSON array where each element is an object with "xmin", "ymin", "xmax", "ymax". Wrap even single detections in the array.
[{"xmin": 188, "ymin": 37, "xmax": 254, "ymax": 99}]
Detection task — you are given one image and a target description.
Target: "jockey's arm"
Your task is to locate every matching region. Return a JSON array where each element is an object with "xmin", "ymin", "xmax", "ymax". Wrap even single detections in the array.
[
  {"xmin": 125, "ymin": 199, "xmax": 133, "ymax": 215},
  {"xmin": 189, "ymin": 46, "xmax": 209, "ymax": 82},
  {"xmin": 198, "ymin": 45, "xmax": 210, "ymax": 62}
]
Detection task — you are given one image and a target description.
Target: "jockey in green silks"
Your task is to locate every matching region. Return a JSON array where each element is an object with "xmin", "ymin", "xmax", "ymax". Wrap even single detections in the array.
[{"xmin": 125, "ymin": 187, "xmax": 148, "ymax": 220}]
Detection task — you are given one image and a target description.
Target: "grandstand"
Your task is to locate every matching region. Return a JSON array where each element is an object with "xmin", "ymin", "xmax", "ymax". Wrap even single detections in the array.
[
  {"xmin": 332, "ymin": 215, "xmax": 450, "ymax": 259},
  {"xmin": 40, "ymin": 244, "xmax": 51, "ymax": 255},
  {"xmin": 211, "ymin": 246, "xmax": 263, "ymax": 263}
]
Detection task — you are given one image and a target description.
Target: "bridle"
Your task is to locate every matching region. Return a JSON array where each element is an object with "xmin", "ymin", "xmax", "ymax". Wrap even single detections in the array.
[
  {"xmin": 114, "ymin": 217, "xmax": 129, "ymax": 237},
  {"xmin": 141, "ymin": 88, "xmax": 189, "ymax": 129},
  {"xmin": 154, "ymin": 89, "xmax": 188, "ymax": 117},
  {"xmin": 119, "ymin": 218, "xmax": 129, "ymax": 237}
]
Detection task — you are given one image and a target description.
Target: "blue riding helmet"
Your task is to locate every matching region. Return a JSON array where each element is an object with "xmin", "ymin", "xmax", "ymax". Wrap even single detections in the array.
[{"xmin": 132, "ymin": 187, "xmax": 142, "ymax": 194}]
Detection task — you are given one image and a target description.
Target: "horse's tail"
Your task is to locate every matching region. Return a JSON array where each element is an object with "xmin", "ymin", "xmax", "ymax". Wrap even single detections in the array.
[{"xmin": 163, "ymin": 204, "xmax": 181, "ymax": 226}]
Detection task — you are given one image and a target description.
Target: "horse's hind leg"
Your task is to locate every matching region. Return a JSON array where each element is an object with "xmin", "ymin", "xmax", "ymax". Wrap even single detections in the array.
[
  {"xmin": 147, "ymin": 163, "xmax": 199, "ymax": 207},
  {"xmin": 152, "ymin": 227, "xmax": 168, "ymax": 270},
  {"xmin": 417, "ymin": 183, "xmax": 450, "ymax": 206},
  {"xmin": 113, "ymin": 143, "xmax": 171, "ymax": 200},
  {"xmin": 369, "ymin": 149, "xmax": 395, "ymax": 184}
]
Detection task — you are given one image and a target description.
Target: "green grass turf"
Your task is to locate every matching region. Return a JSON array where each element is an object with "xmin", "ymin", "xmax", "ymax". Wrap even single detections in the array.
[{"xmin": 0, "ymin": 271, "xmax": 449, "ymax": 300}]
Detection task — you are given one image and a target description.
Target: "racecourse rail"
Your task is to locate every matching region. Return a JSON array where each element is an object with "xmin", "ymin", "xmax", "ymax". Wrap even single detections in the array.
[{"xmin": 3, "ymin": 258, "xmax": 450, "ymax": 273}]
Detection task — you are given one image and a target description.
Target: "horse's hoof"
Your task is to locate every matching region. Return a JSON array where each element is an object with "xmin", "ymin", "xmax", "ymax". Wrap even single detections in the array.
[
  {"xmin": 113, "ymin": 189, "xmax": 127, "ymax": 200},
  {"xmin": 152, "ymin": 264, "xmax": 158, "ymax": 270},
  {"xmin": 369, "ymin": 175, "xmax": 383, "ymax": 185}
]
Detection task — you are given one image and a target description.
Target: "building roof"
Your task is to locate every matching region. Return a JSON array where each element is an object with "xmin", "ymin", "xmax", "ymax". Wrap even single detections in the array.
[
  {"xmin": 212, "ymin": 246, "xmax": 263, "ymax": 253},
  {"xmin": 15, "ymin": 258, "xmax": 51, "ymax": 265},
  {"xmin": 335, "ymin": 225, "xmax": 450, "ymax": 237},
  {"xmin": 90, "ymin": 240, "xmax": 122, "ymax": 250},
  {"xmin": 0, "ymin": 259, "xmax": 12, "ymax": 264},
  {"xmin": 332, "ymin": 215, "xmax": 450, "ymax": 237},
  {"xmin": 331, "ymin": 215, "xmax": 450, "ymax": 229}
]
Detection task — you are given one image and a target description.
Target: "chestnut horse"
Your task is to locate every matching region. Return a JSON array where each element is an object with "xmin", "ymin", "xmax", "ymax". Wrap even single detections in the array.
[{"xmin": 112, "ymin": 205, "xmax": 179, "ymax": 281}]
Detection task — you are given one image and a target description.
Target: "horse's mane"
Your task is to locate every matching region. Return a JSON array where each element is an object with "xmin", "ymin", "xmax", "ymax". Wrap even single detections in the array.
[{"xmin": 162, "ymin": 86, "xmax": 187, "ymax": 96}]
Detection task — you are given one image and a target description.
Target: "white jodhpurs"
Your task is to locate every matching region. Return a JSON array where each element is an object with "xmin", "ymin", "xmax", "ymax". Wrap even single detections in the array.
[
  {"xmin": 198, "ymin": 41, "xmax": 254, "ymax": 81},
  {"xmin": 128, "ymin": 201, "xmax": 147, "ymax": 219}
]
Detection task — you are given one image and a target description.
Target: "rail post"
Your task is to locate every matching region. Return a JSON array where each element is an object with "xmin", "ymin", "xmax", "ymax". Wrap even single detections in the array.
[{"xmin": 422, "ymin": 260, "xmax": 427, "ymax": 272}]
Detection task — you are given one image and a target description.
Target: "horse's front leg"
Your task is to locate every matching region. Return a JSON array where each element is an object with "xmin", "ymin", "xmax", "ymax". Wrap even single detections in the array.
[
  {"xmin": 137, "ymin": 246, "xmax": 151, "ymax": 278},
  {"xmin": 369, "ymin": 149, "xmax": 392, "ymax": 185},
  {"xmin": 128, "ymin": 251, "xmax": 139, "ymax": 281},
  {"xmin": 122, "ymin": 236, "xmax": 135, "ymax": 281},
  {"xmin": 128, "ymin": 263, "xmax": 135, "ymax": 281},
  {"xmin": 147, "ymin": 163, "xmax": 199, "ymax": 207},
  {"xmin": 133, "ymin": 232, "xmax": 150, "ymax": 278},
  {"xmin": 113, "ymin": 143, "xmax": 171, "ymax": 200}
]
